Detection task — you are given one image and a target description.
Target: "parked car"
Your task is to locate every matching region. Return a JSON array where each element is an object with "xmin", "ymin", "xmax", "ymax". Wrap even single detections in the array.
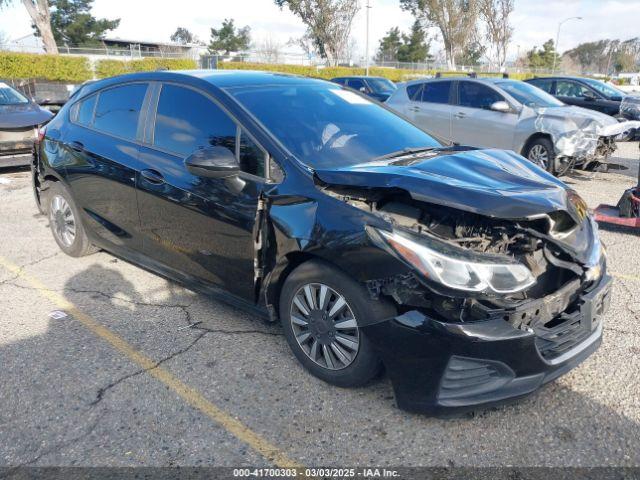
[
  {"xmin": 34, "ymin": 71, "xmax": 610, "ymax": 415},
  {"xmin": 386, "ymin": 77, "xmax": 622, "ymax": 175},
  {"xmin": 331, "ymin": 76, "xmax": 397, "ymax": 102},
  {"xmin": 525, "ymin": 76, "xmax": 640, "ymax": 121},
  {"xmin": 0, "ymin": 81, "xmax": 53, "ymax": 167}
]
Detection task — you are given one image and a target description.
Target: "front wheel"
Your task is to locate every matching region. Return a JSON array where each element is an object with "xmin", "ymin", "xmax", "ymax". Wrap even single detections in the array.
[
  {"xmin": 524, "ymin": 138, "xmax": 555, "ymax": 174},
  {"xmin": 279, "ymin": 260, "xmax": 395, "ymax": 387}
]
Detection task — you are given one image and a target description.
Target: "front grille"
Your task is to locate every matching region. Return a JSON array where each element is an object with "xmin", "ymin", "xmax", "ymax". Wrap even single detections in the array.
[{"xmin": 533, "ymin": 309, "xmax": 591, "ymax": 360}]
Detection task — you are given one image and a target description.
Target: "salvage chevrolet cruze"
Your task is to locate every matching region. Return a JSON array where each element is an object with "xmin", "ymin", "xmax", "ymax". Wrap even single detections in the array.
[{"xmin": 33, "ymin": 71, "xmax": 611, "ymax": 414}]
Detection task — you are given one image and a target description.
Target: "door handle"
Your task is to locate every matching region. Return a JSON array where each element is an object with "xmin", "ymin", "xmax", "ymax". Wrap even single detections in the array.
[
  {"xmin": 454, "ymin": 112, "xmax": 467, "ymax": 119},
  {"xmin": 408, "ymin": 106, "xmax": 421, "ymax": 112},
  {"xmin": 69, "ymin": 141, "xmax": 84, "ymax": 152},
  {"xmin": 140, "ymin": 169, "xmax": 165, "ymax": 184}
]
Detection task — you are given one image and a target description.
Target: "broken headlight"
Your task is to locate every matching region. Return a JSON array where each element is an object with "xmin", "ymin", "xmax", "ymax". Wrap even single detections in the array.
[{"xmin": 378, "ymin": 229, "xmax": 536, "ymax": 294}]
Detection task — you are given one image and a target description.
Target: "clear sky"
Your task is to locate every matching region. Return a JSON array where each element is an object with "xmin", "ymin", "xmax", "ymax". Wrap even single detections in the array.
[{"xmin": 1, "ymin": 0, "xmax": 640, "ymax": 60}]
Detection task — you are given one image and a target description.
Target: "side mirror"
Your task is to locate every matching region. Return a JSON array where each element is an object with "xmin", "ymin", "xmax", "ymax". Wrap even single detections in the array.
[
  {"xmin": 359, "ymin": 86, "xmax": 367, "ymax": 93},
  {"xmin": 490, "ymin": 101, "xmax": 511, "ymax": 113},
  {"xmin": 583, "ymin": 90, "xmax": 597, "ymax": 101},
  {"xmin": 184, "ymin": 146, "xmax": 239, "ymax": 179}
]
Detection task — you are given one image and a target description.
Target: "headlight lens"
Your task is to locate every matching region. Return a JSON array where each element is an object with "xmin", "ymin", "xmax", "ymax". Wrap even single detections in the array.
[{"xmin": 379, "ymin": 229, "xmax": 536, "ymax": 294}]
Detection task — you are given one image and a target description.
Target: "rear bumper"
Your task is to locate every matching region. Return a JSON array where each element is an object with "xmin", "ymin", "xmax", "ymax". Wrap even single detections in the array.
[
  {"xmin": 1, "ymin": 136, "xmax": 36, "ymax": 168},
  {"xmin": 363, "ymin": 274, "xmax": 611, "ymax": 416},
  {"xmin": 0, "ymin": 151, "xmax": 34, "ymax": 167}
]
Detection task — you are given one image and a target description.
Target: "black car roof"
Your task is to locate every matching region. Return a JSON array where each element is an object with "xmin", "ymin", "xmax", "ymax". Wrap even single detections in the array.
[{"xmin": 78, "ymin": 69, "xmax": 332, "ymax": 97}]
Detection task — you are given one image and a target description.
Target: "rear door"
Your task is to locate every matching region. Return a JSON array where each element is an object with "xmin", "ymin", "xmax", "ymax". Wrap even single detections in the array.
[
  {"xmin": 63, "ymin": 82, "xmax": 149, "ymax": 253},
  {"xmin": 406, "ymin": 80, "xmax": 454, "ymax": 142},
  {"xmin": 136, "ymin": 83, "xmax": 268, "ymax": 300},
  {"xmin": 451, "ymin": 80, "xmax": 516, "ymax": 150}
]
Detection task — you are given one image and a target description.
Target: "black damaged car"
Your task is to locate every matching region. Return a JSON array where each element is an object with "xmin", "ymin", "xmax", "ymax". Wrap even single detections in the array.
[{"xmin": 34, "ymin": 70, "xmax": 611, "ymax": 415}]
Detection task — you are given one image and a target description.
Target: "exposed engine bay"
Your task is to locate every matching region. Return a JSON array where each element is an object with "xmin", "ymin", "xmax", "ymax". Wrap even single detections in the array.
[{"xmin": 322, "ymin": 185, "xmax": 600, "ymax": 329}]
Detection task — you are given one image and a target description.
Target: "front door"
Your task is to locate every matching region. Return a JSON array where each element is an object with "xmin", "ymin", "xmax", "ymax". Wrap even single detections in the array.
[
  {"xmin": 451, "ymin": 80, "xmax": 517, "ymax": 150},
  {"xmin": 136, "ymin": 83, "xmax": 268, "ymax": 301}
]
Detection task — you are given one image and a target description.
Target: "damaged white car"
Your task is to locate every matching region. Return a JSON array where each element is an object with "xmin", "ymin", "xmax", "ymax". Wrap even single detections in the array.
[{"xmin": 386, "ymin": 77, "xmax": 638, "ymax": 176}]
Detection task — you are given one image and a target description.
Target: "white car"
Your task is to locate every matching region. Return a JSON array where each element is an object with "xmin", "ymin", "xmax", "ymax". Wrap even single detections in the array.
[{"xmin": 386, "ymin": 77, "xmax": 625, "ymax": 176}]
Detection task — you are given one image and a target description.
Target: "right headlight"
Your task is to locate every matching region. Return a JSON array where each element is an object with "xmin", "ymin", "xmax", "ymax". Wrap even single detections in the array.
[{"xmin": 377, "ymin": 229, "xmax": 536, "ymax": 294}]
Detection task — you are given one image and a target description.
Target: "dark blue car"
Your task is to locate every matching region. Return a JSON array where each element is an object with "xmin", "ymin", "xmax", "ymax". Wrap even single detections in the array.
[
  {"xmin": 331, "ymin": 76, "xmax": 397, "ymax": 102},
  {"xmin": 33, "ymin": 70, "xmax": 610, "ymax": 414}
]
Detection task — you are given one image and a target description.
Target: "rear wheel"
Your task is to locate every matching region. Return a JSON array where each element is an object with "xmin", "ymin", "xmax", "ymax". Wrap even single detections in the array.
[
  {"xmin": 47, "ymin": 182, "xmax": 96, "ymax": 257},
  {"xmin": 279, "ymin": 260, "xmax": 394, "ymax": 387}
]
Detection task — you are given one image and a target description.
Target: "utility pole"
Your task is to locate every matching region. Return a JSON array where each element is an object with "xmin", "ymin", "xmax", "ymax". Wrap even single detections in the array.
[
  {"xmin": 365, "ymin": 0, "xmax": 371, "ymax": 76},
  {"xmin": 553, "ymin": 16, "xmax": 582, "ymax": 74}
]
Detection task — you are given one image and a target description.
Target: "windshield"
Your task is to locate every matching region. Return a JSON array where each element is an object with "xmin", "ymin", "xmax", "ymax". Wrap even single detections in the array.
[
  {"xmin": 581, "ymin": 78, "xmax": 625, "ymax": 99},
  {"xmin": 496, "ymin": 81, "xmax": 564, "ymax": 108},
  {"xmin": 228, "ymin": 83, "xmax": 440, "ymax": 169},
  {"xmin": 0, "ymin": 84, "xmax": 29, "ymax": 105},
  {"xmin": 367, "ymin": 78, "xmax": 397, "ymax": 93}
]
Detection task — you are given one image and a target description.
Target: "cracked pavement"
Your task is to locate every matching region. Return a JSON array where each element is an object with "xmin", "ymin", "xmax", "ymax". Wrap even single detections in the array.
[{"xmin": 1, "ymin": 162, "xmax": 639, "ymax": 468}]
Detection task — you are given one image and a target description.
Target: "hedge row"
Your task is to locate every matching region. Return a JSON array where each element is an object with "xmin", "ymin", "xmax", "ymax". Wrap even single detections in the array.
[
  {"xmin": 218, "ymin": 61, "xmax": 539, "ymax": 82},
  {"xmin": 94, "ymin": 58, "xmax": 198, "ymax": 79},
  {"xmin": 0, "ymin": 52, "xmax": 92, "ymax": 82},
  {"xmin": 0, "ymin": 52, "xmax": 197, "ymax": 82},
  {"xmin": 0, "ymin": 52, "xmax": 538, "ymax": 83}
]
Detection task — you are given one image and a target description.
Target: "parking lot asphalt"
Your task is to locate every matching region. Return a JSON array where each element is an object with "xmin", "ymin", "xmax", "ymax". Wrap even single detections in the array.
[{"xmin": 1, "ymin": 152, "xmax": 639, "ymax": 468}]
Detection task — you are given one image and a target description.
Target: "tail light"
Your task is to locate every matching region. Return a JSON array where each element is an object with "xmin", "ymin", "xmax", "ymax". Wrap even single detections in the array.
[{"xmin": 37, "ymin": 126, "xmax": 47, "ymax": 144}]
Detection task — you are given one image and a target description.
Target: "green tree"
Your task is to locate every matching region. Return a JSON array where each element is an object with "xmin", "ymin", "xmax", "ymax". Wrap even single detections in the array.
[
  {"xmin": 0, "ymin": 0, "xmax": 58, "ymax": 53},
  {"xmin": 171, "ymin": 27, "xmax": 196, "ymax": 45},
  {"xmin": 457, "ymin": 40, "xmax": 485, "ymax": 66},
  {"xmin": 47, "ymin": 0, "xmax": 119, "ymax": 46},
  {"xmin": 400, "ymin": 0, "xmax": 479, "ymax": 70},
  {"xmin": 208, "ymin": 18, "xmax": 251, "ymax": 55},
  {"xmin": 527, "ymin": 39, "xmax": 559, "ymax": 70},
  {"xmin": 375, "ymin": 27, "xmax": 402, "ymax": 62},
  {"xmin": 397, "ymin": 20, "xmax": 431, "ymax": 63}
]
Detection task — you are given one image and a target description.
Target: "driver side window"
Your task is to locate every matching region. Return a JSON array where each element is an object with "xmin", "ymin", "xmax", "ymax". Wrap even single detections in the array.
[
  {"xmin": 458, "ymin": 81, "xmax": 504, "ymax": 110},
  {"xmin": 154, "ymin": 84, "xmax": 266, "ymax": 178},
  {"xmin": 556, "ymin": 81, "xmax": 591, "ymax": 98}
]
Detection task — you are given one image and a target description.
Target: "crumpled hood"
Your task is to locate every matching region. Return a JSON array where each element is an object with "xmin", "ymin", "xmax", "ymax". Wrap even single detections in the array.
[
  {"xmin": 0, "ymin": 103, "xmax": 53, "ymax": 129},
  {"xmin": 533, "ymin": 105, "xmax": 617, "ymax": 127},
  {"xmin": 316, "ymin": 147, "xmax": 585, "ymax": 222}
]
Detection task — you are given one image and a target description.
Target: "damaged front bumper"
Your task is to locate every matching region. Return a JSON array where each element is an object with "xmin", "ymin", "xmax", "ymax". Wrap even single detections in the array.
[{"xmin": 362, "ymin": 273, "xmax": 612, "ymax": 415}]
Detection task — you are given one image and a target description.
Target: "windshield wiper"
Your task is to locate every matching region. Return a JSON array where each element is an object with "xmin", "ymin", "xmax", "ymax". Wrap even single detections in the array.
[{"xmin": 373, "ymin": 146, "xmax": 439, "ymax": 162}]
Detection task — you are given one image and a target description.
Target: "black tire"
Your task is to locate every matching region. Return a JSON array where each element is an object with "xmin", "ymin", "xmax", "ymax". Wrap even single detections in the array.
[
  {"xmin": 523, "ymin": 137, "xmax": 561, "ymax": 176},
  {"xmin": 47, "ymin": 182, "xmax": 97, "ymax": 257},
  {"xmin": 279, "ymin": 259, "xmax": 395, "ymax": 388}
]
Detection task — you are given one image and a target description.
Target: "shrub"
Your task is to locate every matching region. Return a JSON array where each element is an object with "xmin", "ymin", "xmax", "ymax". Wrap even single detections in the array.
[
  {"xmin": 95, "ymin": 58, "xmax": 197, "ymax": 78},
  {"xmin": 217, "ymin": 62, "xmax": 540, "ymax": 82},
  {"xmin": 0, "ymin": 52, "xmax": 92, "ymax": 82}
]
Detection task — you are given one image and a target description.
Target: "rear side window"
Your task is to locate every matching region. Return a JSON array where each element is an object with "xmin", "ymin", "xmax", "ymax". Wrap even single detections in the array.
[
  {"xmin": 421, "ymin": 81, "xmax": 452, "ymax": 104},
  {"xmin": 406, "ymin": 84, "xmax": 423, "ymax": 101},
  {"xmin": 154, "ymin": 84, "xmax": 237, "ymax": 158},
  {"xmin": 73, "ymin": 94, "xmax": 97, "ymax": 126},
  {"xmin": 458, "ymin": 82, "xmax": 504, "ymax": 109},
  {"xmin": 529, "ymin": 78, "xmax": 554, "ymax": 93},
  {"xmin": 93, "ymin": 84, "xmax": 147, "ymax": 140}
]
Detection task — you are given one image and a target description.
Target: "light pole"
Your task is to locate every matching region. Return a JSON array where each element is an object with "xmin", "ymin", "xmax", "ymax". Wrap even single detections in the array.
[
  {"xmin": 365, "ymin": 0, "xmax": 371, "ymax": 76},
  {"xmin": 553, "ymin": 16, "xmax": 582, "ymax": 74}
]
